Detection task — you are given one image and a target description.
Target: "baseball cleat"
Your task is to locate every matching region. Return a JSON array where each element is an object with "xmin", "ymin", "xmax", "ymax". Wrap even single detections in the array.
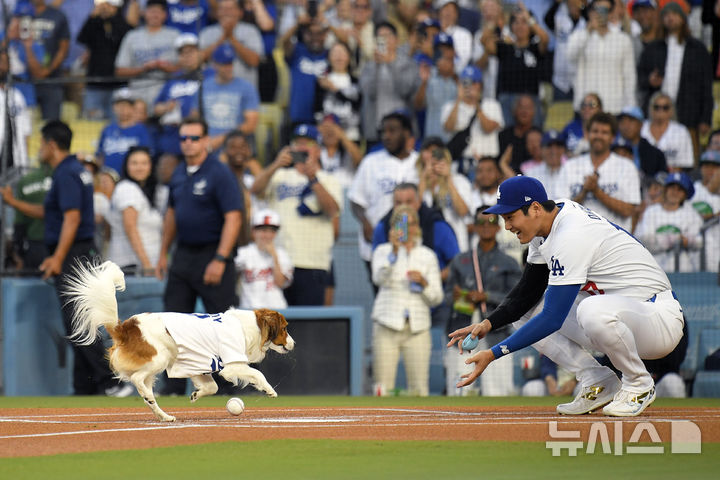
[
  {"xmin": 556, "ymin": 375, "xmax": 621, "ymax": 415},
  {"xmin": 602, "ymin": 386, "xmax": 656, "ymax": 417}
]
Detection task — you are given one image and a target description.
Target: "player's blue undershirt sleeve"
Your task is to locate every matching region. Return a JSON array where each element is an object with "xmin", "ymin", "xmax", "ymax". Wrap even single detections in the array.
[{"xmin": 490, "ymin": 284, "xmax": 581, "ymax": 359}]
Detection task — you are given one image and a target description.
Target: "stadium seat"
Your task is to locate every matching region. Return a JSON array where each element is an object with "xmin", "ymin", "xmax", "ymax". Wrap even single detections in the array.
[
  {"xmin": 544, "ymin": 100, "xmax": 574, "ymax": 131},
  {"xmin": 692, "ymin": 371, "xmax": 720, "ymax": 397},
  {"xmin": 698, "ymin": 328, "xmax": 720, "ymax": 370},
  {"xmin": 680, "ymin": 319, "xmax": 718, "ymax": 380}
]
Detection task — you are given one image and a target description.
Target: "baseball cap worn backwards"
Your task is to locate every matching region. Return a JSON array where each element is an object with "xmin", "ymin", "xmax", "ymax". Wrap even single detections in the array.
[{"xmin": 484, "ymin": 176, "xmax": 548, "ymax": 215}]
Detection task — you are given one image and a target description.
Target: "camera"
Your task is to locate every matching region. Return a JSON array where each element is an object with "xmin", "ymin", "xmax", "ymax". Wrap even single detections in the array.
[
  {"xmin": 395, "ymin": 213, "xmax": 409, "ymax": 243},
  {"xmin": 290, "ymin": 150, "xmax": 308, "ymax": 166},
  {"xmin": 376, "ymin": 37, "xmax": 387, "ymax": 55}
]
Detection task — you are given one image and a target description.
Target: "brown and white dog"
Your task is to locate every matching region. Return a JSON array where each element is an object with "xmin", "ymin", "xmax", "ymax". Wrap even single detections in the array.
[{"xmin": 65, "ymin": 261, "xmax": 295, "ymax": 422}]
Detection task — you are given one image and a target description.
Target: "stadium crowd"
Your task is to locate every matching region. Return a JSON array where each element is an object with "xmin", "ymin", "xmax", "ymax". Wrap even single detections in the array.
[{"xmin": 1, "ymin": 0, "xmax": 720, "ymax": 397}]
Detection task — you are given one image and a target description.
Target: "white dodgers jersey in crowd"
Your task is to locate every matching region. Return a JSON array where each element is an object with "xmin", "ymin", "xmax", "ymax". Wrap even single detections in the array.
[
  {"xmin": 163, "ymin": 311, "xmax": 250, "ymax": 378},
  {"xmin": 558, "ymin": 153, "xmax": 641, "ymax": 231},
  {"xmin": 526, "ymin": 200, "xmax": 671, "ymax": 300}
]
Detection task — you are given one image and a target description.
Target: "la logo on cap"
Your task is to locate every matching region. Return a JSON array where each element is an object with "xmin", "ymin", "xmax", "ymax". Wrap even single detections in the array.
[{"xmin": 524, "ymin": 196, "xmax": 531, "ymax": 201}]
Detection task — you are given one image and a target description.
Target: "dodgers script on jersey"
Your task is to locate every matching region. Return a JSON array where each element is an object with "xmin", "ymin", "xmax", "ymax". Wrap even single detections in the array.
[
  {"xmin": 526, "ymin": 200, "xmax": 671, "ymax": 300},
  {"xmin": 163, "ymin": 311, "xmax": 250, "ymax": 378}
]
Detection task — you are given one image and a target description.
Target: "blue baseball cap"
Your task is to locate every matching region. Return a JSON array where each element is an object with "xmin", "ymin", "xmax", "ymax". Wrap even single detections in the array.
[
  {"xmin": 413, "ymin": 53, "xmax": 434, "ymax": 66},
  {"xmin": 664, "ymin": 172, "xmax": 694, "ymax": 199},
  {"xmin": 632, "ymin": 0, "xmax": 657, "ymax": 10},
  {"xmin": 292, "ymin": 124, "xmax": 321, "ymax": 143},
  {"xmin": 212, "ymin": 43, "xmax": 235, "ymax": 64},
  {"xmin": 617, "ymin": 105, "xmax": 644, "ymax": 122},
  {"xmin": 13, "ymin": 1, "xmax": 34, "ymax": 16},
  {"xmin": 419, "ymin": 18, "xmax": 441, "ymax": 30},
  {"xmin": 541, "ymin": 129, "xmax": 567, "ymax": 147},
  {"xmin": 611, "ymin": 136, "xmax": 634, "ymax": 151},
  {"xmin": 434, "ymin": 32, "xmax": 454, "ymax": 49},
  {"xmin": 484, "ymin": 176, "xmax": 548, "ymax": 215},
  {"xmin": 459, "ymin": 65, "xmax": 482, "ymax": 84},
  {"xmin": 700, "ymin": 149, "xmax": 720, "ymax": 165}
]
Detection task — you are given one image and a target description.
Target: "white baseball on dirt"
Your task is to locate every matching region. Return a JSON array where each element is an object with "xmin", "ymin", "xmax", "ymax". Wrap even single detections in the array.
[{"xmin": 226, "ymin": 397, "xmax": 245, "ymax": 415}]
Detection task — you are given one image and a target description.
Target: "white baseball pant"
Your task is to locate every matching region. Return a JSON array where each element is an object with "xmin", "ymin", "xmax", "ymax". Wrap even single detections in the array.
[
  {"xmin": 515, "ymin": 290, "xmax": 684, "ymax": 393},
  {"xmin": 373, "ymin": 323, "xmax": 431, "ymax": 396}
]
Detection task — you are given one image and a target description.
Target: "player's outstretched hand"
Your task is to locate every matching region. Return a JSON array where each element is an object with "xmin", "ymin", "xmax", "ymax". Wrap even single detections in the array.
[
  {"xmin": 447, "ymin": 319, "xmax": 491, "ymax": 353},
  {"xmin": 457, "ymin": 349, "xmax": 496, "ymax": 388}
]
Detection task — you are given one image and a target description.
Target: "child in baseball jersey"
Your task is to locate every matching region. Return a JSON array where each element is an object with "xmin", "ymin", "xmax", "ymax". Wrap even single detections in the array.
[
  {"xmin": 635, "ymin": 173, "xmax": 704, "ymax": 272},
  {"xmin": 234, "ymin": 209, "xmax": 293, "ymax": 309},
  {"xmin": 448, "ymin": 176, "xmax": 684, "ymax": 417}
]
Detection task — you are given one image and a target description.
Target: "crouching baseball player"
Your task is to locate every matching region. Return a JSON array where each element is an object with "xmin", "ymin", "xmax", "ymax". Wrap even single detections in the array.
[{"xmin": 447, "ymin": 176, "xmax": 684, "ymax": 417}]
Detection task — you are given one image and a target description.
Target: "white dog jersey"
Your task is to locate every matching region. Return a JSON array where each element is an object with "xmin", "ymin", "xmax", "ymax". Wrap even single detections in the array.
[
  {"xmin": 163, "ymin": 311, "xmax": 250, "ymax": 378},
  {"xmin": 526, "ymin": 200, "xmax": 671, "ymax": 300}
]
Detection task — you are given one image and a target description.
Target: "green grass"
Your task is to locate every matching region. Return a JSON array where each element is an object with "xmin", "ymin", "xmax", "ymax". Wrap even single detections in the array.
[{"xmin": 1, "ymin": 440, "xmax": 718, "ymax": 480}]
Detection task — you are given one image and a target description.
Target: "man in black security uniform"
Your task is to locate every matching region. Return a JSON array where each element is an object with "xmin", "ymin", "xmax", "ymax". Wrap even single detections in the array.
[
  {"xmin": 156, "ymin": 117, "xmax": 244, "ymax": 395},
  {"xmin": 39, "ymin": 120, "xmax": 115, "ymax": 395}
]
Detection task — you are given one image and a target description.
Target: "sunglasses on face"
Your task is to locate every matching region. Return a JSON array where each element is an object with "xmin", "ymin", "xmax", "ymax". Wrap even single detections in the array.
[
  {"xmin": 653, "ymin": 104, "xmax": 671, "ymax": 111},
  {"xmin": 475, "ymin": 217, "xmax": 498, "ymax": 225},
  {"xmin": 581, "ymin": 101, "xmax": 599, "ymax": 109},
  {"xmin": 179, "ymin": 135, "xmax": 202, "ymax": 142}
]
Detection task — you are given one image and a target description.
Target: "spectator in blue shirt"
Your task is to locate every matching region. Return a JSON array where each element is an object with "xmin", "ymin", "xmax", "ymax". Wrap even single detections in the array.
[
  {"xmin": 280, "ymin": 15, "xmax": 329, "ymax": 125},
  {"xmin": 166, "ymin": 0, "xmax": 210, "ymax": 34},
  {"xmin": 0, "ymin": 3, "xmax": 46, "ymax": 108},
  {"xmin": 372, "ymin": 182, "xmax": 459, "ymax": 280},
  {"xmin": 154, "ymin": 33, "xmax": 203, "ymax": 156},
  {"xmin": 96, "ymin": 88, "xmax": 154, "ymax": 172},
  {"xmin": 192, "ymin": 43, "xmax": 260, "ymax": 152}
]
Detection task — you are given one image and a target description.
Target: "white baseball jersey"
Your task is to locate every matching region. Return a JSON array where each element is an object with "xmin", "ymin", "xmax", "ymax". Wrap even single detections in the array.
[
  {"xmin": 524, "ymin": 163, "xmax": 566, "ymax": 200},
  {"xmin": 347, "ymin": 149, "xmax": 419, "ymax": 260},
  {"xmin": 692, "ymin": 181, "xmax": 720, "ymax": 272},
  {"xmin": 163, "ymin": 311, "xmax": 250, "ymax": 378},
  {"xmin": 235, "ymin": 243, "xmax": 293, "ymax": 309},
  {"xmin": 526, "ymin": 200, "xmax": 671, "ymax": 300},
  {"xmin": 558, "ymin": 152, "xmax": 641, "ymax": 231},
  {"xmin": 264, "ymin": 168, "xmax": 343, "ymax": 270},
  {"xmin": 634, "ymin": 202, "xmax": 704, "ymax": 272},
  {"xmin": 640, "ymin": 121, "xmax": 694, "ymax": 169}
]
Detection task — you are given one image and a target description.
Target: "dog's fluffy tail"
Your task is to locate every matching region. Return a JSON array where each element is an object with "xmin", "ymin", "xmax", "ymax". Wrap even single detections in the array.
[{"xmin": 64, "ymin": 260, "xmax": 126, "ymax": 345}]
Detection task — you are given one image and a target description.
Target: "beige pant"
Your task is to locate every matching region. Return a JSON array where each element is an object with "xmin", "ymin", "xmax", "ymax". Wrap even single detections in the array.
[{"xmin": 373, "ymin": 323, "xmax": 431, "ymax": 396}]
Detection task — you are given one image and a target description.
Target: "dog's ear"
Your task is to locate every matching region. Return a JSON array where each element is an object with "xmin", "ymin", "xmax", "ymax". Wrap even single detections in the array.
[{"xmin": 254, "ymin": 309, "xmax": 287, "ymax": 344}]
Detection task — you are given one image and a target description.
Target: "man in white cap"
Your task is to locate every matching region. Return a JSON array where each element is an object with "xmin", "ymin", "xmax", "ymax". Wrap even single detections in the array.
[{"xmin": 234, "ymin": 208, "xmax": 294, "ymax": 309}]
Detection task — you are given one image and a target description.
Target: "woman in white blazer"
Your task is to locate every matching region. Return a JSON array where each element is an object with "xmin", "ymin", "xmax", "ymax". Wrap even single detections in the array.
[{"xmin": 371, "ymin": 205, "xmax": 443, "ymax": 396}]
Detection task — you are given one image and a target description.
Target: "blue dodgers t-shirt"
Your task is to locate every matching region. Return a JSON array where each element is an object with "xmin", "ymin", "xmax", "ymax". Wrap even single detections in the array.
[
  {"xmin": 287, "ymin": 42, "xmax": 327, "ymax": 123},
  {"xmin": 96, "ymin": 122, "xmax": 154, "ymax": 172},
  {"xmin": 168, "ymin": 157, "xmax": 244, "ymax": 245},
  {"xmin": 193, "ymin": 74, "xmax": 260, "ymax": 138},
  {"xmin": 166, "ymin": 0, "xmax": 210, "ymax": 34},
  {"xmin": 0, "ymin": 36, "xmax": 45, "ymax": 106},
  {"xmin": 43, "ymin": 155, "xmax": 95, "ymax": 246},
  {"xmin": 154, "ymin": 74, "xmax": 200, "ymax": 154}
]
